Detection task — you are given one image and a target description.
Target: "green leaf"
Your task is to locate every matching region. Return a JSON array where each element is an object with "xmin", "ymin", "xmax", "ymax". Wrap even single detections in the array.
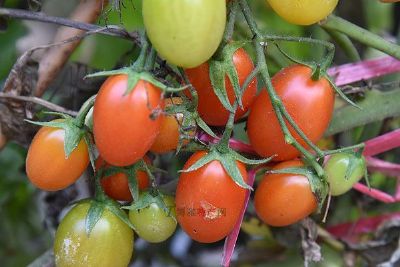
[{"xmin": 85, "ymin": 201, "xmax": 104, "ymax": 236}]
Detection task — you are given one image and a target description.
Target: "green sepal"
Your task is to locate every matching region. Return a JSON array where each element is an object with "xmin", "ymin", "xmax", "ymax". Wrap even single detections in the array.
[
  {"xmin": 123, "ymin": 190, "xmax": 176, "ymax": 222},
  {"xmin": 179, "ymin": 150, "xmax": 216, "ymax": 173},
  {"xmin": 84, "ymin": 132, "xmax": 96, "ymax": 171},
  {"xmin": 209, "ymin": 42, "xmax": 245, "ymax": 112},
  {"xmin": 86, "ymin": 68, "xmax": 186, "ymax": 95},
  {"xmin": 104, "ymin": 198, "xmax": 136, "ymax": 231},
  {"xmin": 196, "ymin": 116, "xmax": 217, "ymax": 138},
  {"xmin": 325, "ymin": 75, "xmax": 361, "ymax": 109},
  {"xmin": 274, "ymin": 43, "xmax": 314, "ymax": 69},
  {"xmin": 85, "ymin": 200, "xmax": 104, "ymax": 236},
  {"xmin": 25, "ymin": 118, "xmax": 86, "ymax": 159},
  {"xmin": 231, "ymin": 149, "xmax": 273, "ymax": 165}
]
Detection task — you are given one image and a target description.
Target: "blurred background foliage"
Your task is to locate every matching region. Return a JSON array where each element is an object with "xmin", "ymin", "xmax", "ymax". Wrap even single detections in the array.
[{"xmin": 0, "ymin": 0, "xmax": 399, "ymax": 266}]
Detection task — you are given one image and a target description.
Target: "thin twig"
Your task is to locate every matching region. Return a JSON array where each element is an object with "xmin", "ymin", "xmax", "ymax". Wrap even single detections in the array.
[{"xmin": 0, "ymin": 93, "xmax": 78, "ymax": 116}]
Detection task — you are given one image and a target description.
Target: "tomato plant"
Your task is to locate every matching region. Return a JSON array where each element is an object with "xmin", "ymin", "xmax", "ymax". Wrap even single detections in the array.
[
  {"xmin": 96, "ymin": 157, "xmax": 150, "ymax": 201},
  {"xmin": 247, "ymin": 64, "xmax": 335, "ymax": 161},
  {"xmin": 176, "ymin": 151, "xmax": 248, "ymax": 243},
  {"xmin": 266, "ymin": 0, "xmax": 339, "ymax": 25},
  {"xmin": 324, "ymin": 153, "xmax": 366, "ymax": 196},
  {"xmin": 129, "ymin": 194, "xmax": 177, "ymax": 243},
  {"xmin": 54, "ymin": 201, "xmax": 134, "ymax": 267},
  {"xmin": 25, "ymin": 122, "xmax": 89, "ymax": 191},
  {"xmin": 186, "ymin": 48, "xmax": 257, "ymax": 126},
  {"xmin": 93, "ymin": 74, "xmax": 163, "ymax": 167},
  {"xmin": 142, "ymin": 0, "xmax": 226, "ymax": 68},
  {"xmin": 254, "ymin": 160, "xmax": 318, "ymax": 227}
]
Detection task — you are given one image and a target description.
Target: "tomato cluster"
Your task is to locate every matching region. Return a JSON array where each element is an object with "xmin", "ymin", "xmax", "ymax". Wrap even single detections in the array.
[{"xmin": 22, "ymin": 0, "xmax": 366, "ymax": 265}]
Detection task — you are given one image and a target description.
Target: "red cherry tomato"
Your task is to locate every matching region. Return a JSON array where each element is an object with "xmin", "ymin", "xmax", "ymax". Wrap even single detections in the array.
[
  {"xmin": 93, "ymin": 75, "xmax": 163, "ymax": 166},
  {"xmin": 176, "ymin": 151, "xmax": 248, "ymax": 243},
  {"xmin": 26, "ymin": 122, "xmax": 89, "ymax": 191},
  {"xmin": 247, "ymin": 65, "xmax": 335, "ymax": 161},
  {"xmin": 96, "ymin": 156, "xmax": 150, "ymax": 201},
  {"xmin": 185, "ymin": 48, "xmax": 257, "ymax": 126},
  {"xmin": 254, "ymin": 160, "xmax": 318, "ymax": 227}
]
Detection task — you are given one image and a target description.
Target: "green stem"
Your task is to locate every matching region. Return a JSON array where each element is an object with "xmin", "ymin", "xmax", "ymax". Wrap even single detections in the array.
[
  {"xmin": 239, "ymin": 0, "xmax": 262, "ymax": 38},
  {"xmin": 219, "ymin": 103, "xmax": 237, "ymax": 150},
  {"xmin": 323, "ymin": 27, "xmax": 361, "ymax": 62},
  {"xmin": 94, "ymin": 171, "xmax": 107, "ymax": 201},
  {"xmin": 144, "ymin": 46, "xmax": 157, "ymax": 71},
  {"xmin": 75, "ymin": 95, "xmax": 96, "ymax": 128},
  {"xmin": 132, "ymin": 31, "xmax": 149, "ymax": 70},
  {"xmin": 223, "ymin": 0, "xmax": 239, "ymax": 44},
  {"xmin": 322, "ymin": 15, "xmax": 400, "ymax": 59},
  {"xmin": 323, "ymin": 143, "xmax": 365, "ymax": 156},
  {"xmin": 178, "ymin": 68, "xmax": 198, "ymax": 111}
]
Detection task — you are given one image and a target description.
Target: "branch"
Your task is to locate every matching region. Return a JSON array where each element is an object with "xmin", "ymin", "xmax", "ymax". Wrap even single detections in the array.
[
  {"xmin": 0, "ymin": 7, "xmax": 139, "ymax": 42},
  {"xmin": 0, "ymin": 93, "xmax": 78, "ymax": 116}
]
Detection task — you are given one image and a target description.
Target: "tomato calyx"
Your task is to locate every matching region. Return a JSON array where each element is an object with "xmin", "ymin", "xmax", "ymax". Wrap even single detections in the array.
[
  {"xmin": 123, "ymin": 190, "xmax": 176, "ymax": 223},
  {"xmin": 209, "ymin": 41, "xmax": 246, "ymax": 112},
  {"xmin": 180, "ymin": 146, "xmax": 272, "ymax": 190},
  {"xmin": 268, "ymin": 166, "xmax": 329, "ymax": 211}
]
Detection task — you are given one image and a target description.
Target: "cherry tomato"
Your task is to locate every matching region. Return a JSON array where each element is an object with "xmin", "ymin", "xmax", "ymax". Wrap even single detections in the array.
[
  {"xmin": 93, "ymin": 75, "xmax": 163, "ymax": 166},
  {"xmin": 26, "ymin": 122, "xmax": 89, "ymax": 191},
  {"xmin": 143, "ymin": 0, "xmax": 226, "ymax": 68},
  {"xmin": 176, "ymin": 151, "xmax": 248, "ymax": 243},
  {"xmin": 54, "ymin": 201, "xmax": 134, "ymax": 267},
  {"xmin": 247, "ymin": 65, "xmax": 335, "ymax": 161},
  {"xmin": 266, "ymin": 0, "xmax": 339, "ymax": 25},
  {"xmin": 150, "ymin": 97, "xmax": 194, "ymax": 154},
  {"xmin": 254, "ymin": 160, "xmax": 317, "ymax": 227},
  {"xmin": 96, "ymin": 157, "xmax": 150, "ymax": 201},
  {"xmin": 129, "ymin": 194, "xmax": 177, "ymax": 243},
  {"xmin": 186, "ymin": 48, "xmax": 257, "ymax": 126},
  {"xmin": 324, "ymin": 153, "xmax": 366, "ymax": 196}
]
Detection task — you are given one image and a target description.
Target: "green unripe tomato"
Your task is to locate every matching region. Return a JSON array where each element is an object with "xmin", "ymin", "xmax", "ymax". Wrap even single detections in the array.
[
  {"xmin": 324, "ymin": 153, "xmax": 366, "ymax": 196},
  {"xmin": 54, "ymin": 202, "xmax": 134, "ymax": 267},
  {"xmin": 129, "ymin": 195, "xmax": 177, "ymax": 243}
]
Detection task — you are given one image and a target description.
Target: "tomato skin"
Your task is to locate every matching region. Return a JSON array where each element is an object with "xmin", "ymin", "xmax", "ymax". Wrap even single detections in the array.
[
  {"xmin": 54, "ymin": 202, "xmax": 134, "ymax": 267},
  {"xmin": 150, "ymin": 98, "xmax": 194, "ymax": 154},
  {"xmin": 324, "ymin": 153, "xmax": 366, "ymax": 196},
  {"xmin": 186, "ymin": 48, "xmax": 257, "ymax": 126},
  {"xmin": 93, "ymin": 75, "xmax": 163, "ymax": 167},
  {"xmin": 176, "ymin": 151, "xmax": 248, "ymax": 243},
  {"xmin": 26, "ymin": 123, "xmax": 89, "ymax": 191},
  {"xmin": 143, "ymin": 0, "xmax": 226, "ymax": 68},
  {"xmin": 247, "ymin": 65, "xmax": 335, "ymax": 161},
  {"xmin": 96, "ymin": 157, "xmax": 150, "ymax": 201},
  {"xmin": 266, "ymin": 0, "xmax": 338, "ymax": 25},
  {"xmin": 254, "ymin": 160, "xmax": 317, "ymax": 227},
  {"xmin": 129, "ymin": 195, "xmax": 177, "ymax": 243}
]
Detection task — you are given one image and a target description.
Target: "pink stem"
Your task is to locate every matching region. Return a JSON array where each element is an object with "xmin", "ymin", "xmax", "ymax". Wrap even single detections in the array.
[
  {"xmin": 327, "ymin": 212, "xmax": 400, "ymax": 240},
  {"xmin": 197, "ymin": 132, "xmax": 256, "ymax": 155},
  {"xmin": 221, "ymin": 169, "xmax": 256, "ymax": 267},
  {"xmin": 363, "ymin": 129, "xmax": 400, "ymax": 156},
  {"xmin": 395, "ymin": 177, "xmax": 400, "ymax": 200},
  {"xmin": 353, "ymin": 182, "xmax": 396, "ymax": 203},
  {"xmin": 366, "ymin": 156, "xmax": 400, "ymax": 177},
  {"xmin": 327, "ymin": 56, "xmax": 400, "ymax": 86}
]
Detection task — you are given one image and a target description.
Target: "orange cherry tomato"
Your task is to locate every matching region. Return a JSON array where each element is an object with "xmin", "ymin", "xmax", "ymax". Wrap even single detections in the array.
[
  {"xmin": 254, "ymin": 160, "xmax": 317, "ymax": 227},
  {"xmin": 93, "ymin": 75, "xmax": 163, "ymax": 166},
  {"xmin": 185, "ymin": 48, "xmax": 257, "ymax": 126},
  {"xmin": 247, "ymin": 64, "xmax": 335, "ymax": 161},
  {"xmin": 176, "ymin": 151, "xmax": 248, "ymax": 243},
  {"xmin": 26, "ymin": 122, "xmax": 89, "ymax": 191},
  {"xmin": 96, "ymin": 156, "xmax": 150, "ymax": 201}
]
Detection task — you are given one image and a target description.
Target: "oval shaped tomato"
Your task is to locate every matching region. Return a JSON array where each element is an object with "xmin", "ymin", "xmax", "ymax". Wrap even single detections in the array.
[
  {"xmin": 150, "ymin": 97, "xmax": 195, "ymax": 154},
  {"xmin": 324, "ymin": 153, "xmax": 366, "ymax": 196},
  {"xmin": 93, "ymin": 75, "xmax": 163, "ymax": 166},
  {"xmin": 176, "ymin": 151, "xmax": 248, "ymax": 243},
  {"xmin": 129, "ymin": 194, "xmax": 177, "ymax": 243},
  {"xmin": 54, "ymin": 202, "xmax": 134, "ymax": 267},
  {"xmin": 254, "ymin": 160, "xmax": 317, "ymax": 227},
  {"xmin": 143, "ymin": 0, "xmax": 226, "ymax": 68},
  {"xmin": 186, "ymin": 48, "xmax": 257, "ymax": 126},
  {"xmin": 96, "ymin": 157, "xmax": 150, "ymax": 201},
  {"xmin": 26, "ymin": 122, "xmax": 89, "ymax": 191},
  {"xmin": 266, "ymin": 0, "xmax": 338, "ymax": 25},
  {"xmin": 247, "ymin": 64, "xmax": 335, "ymax": 161}
]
